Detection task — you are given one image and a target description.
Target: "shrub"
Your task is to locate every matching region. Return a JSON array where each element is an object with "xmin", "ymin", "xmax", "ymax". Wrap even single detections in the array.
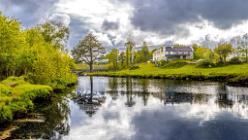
[
  {"xmin": 196, "ymin": 59, "xmax": 215, "ymax": 68},
  {"xmin": 229, "ymin": 57, "xmax": 242, "ymax": 64},
  {"xmin": 129, "ymin": 65, "xmax": 140, "ymax": 70},
  {"xmin": 14, "ymin": 84, "xmax": 52, "ymax": 98},
  {"xmin": 161, "ymin": 60, "xmax": 188, "ymax": 68},
  {"xmin": 0, "ymin": 106, "xmax": 13, "ymax": 121},
  {"xmin": 157, "ymin": 60, "xmax": 168, "ymax": 67},
  {"xmin": 0, "ymin": 84, "xmax": 11, "ymax": 95}
]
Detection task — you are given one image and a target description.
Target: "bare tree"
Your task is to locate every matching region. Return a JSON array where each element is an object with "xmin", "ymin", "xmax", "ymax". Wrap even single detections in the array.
[
  {"xmin": 72, "ymin": 33, "xmax": 105, "ymax": 72},
  {"xmin": 125, "ymin": 40, "xmax": 135, "ymax": 67},
  {"xmin": 238, "ymin": 33, "xmax": 248, "ymax": 63}
]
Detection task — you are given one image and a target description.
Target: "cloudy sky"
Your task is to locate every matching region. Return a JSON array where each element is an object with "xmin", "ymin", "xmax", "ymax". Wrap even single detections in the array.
[{"xmin": 1, "ymin": 0, "xmax": 248, "ymax": 50}]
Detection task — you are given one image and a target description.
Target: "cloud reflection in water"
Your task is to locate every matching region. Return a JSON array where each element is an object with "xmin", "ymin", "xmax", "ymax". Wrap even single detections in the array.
[{"xmin": 64, "ymin": 77, "xmax": 248, "ymax": 140}]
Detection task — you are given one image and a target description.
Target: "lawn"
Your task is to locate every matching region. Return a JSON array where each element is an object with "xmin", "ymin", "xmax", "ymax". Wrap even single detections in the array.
[{"xmin": 88, "ymin": 63, "xmax": 248, "ymax": 84}]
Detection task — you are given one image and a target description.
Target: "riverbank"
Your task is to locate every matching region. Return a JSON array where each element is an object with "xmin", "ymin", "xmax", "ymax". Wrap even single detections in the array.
[
  {"xmin": 86, "ymin": 63, "xmax": 248, "ymax": 85},
  {"xmin": 0, "ymin": 77, "xmax": 52, "ymax": 124},
  {"xmin": 0, "ymin": 76, "xmax": 77, "ymax": 124}
]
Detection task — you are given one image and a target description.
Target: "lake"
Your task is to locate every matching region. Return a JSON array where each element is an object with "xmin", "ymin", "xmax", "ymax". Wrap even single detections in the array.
[{"xmin": 4, "ymin": 76, "xmax": 248, "ymax": 140}]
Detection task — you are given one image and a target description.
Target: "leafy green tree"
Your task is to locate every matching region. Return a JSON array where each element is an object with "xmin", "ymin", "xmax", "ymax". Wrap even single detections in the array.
[
  {"xmin": 193, "ymin": 44, "xmax": 214, "ymax": 60},
  {"xmin": 214, "ymin": 43, "xmax": 233, "ymax": 64},
  {"xmin": 134, "ymin": 42, "xmax": 151, "ymax": 63},
  {"xmin": 107, "ymin": 48, "xmax": 119, "ymax": 70},
  {"xmin": 119, "ymin": 52, "xmax": 125, "ymax": 69},
  {"xmin": 0, "ymin": 14, "xmax": 24, "ymax": 78},
  {"xmin": 25, "ymin": 28, "xmax": 75, "ymax": 88},
  {"xmin": 141, "ymin": 42, "xmax": 150, "ymax": 61},
  {"xmin": 38, "ymin": 22, "xmax": 69, "ymax": 50},
  {"xmin": 72, "ymin": 33, "xmax": 105, "ymax": 72},
  {"xmin": 0, "ymin": 14, "xmax": 76, "ymax": 89}
]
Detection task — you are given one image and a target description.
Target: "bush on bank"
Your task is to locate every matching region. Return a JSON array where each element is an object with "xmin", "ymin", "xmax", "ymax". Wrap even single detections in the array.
[
  {"xmin": 158, "ymin": 60, "xmax": 189, "ymax": 68},
  {"xmin": 196, "ymin": 59, "xmax": 215, "ymax": 68}
]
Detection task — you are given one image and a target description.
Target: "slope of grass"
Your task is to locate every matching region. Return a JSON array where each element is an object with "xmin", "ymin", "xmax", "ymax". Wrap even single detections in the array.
[
  {"xmin": 88, "ymin": 63, "xmax": 248, "ymax": 84},
  {"xmin": 0, "ymin": 77, "xmax": 52, "ymax": 123}
]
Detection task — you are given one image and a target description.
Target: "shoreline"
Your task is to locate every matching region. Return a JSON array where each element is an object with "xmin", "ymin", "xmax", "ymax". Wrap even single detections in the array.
[
  {"xmin": 85, "ymin": 73, "xmax": 247, "ymax": 86},
  {"xmin": 0, "ymin": 76, "xmax": 77, "ymax": 124},
  {"xmin": 83, "ymin": 63, "xmax": 248, "ymax": 86}
]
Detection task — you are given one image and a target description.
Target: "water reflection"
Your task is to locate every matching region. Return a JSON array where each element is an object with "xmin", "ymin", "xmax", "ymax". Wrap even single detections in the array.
[
  {"xmin": 4, "ymin": 77, "xmax": 248, "ymax": 140},
  {"xmin": 70, "ymin": 77, "xmax": 248, "ymax": 140},
  {"xmin": 74, "ymin": 76, "xmax": 106, "ymax": 117},
  {"xmin": 7, "ymin": 94, "xmax": 71, "ymax": 139}
]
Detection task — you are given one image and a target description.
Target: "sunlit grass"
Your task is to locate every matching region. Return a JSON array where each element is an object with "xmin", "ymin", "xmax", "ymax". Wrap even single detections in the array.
[
  {"xmin": 89, "ymin": 63, "xmax": 248, "ymax": 83},
  {"xmin": 0, "ymin": 77, "xmax": 52, "ymax": 123},
  {"xmin": 75, "ymin": 63, "xmax": 111, "ymax": 70}
]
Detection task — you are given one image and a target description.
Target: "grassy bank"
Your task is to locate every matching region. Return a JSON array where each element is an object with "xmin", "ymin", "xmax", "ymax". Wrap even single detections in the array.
[
  {"xmin": 87, "ymin": 63, "xmax": 248, "ymax": 85},
  {"xmin": 75, "ymin": 63, "xmax": 111, "ymax": 71},
  {"xmin": 0, "ymin": 77, "xmax": 53, "ymax": 123}
]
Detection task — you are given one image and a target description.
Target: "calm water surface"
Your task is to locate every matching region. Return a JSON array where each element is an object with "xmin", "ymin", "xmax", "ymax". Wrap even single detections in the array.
[{"xmin": 6, "ymin": 76, "xmax": 248, "ymax": 140}]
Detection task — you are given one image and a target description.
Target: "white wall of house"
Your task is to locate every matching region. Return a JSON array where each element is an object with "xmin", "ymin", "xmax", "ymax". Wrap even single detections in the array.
[{"xmin": 153, "ymin": 47, "xmax": 166, "ymax": 61}]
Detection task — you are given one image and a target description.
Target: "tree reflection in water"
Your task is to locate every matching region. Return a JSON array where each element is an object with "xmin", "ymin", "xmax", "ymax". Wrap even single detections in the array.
[
  {"xmin": 74, "ymin": 76, "xmax": 106, "ymax": 117},
  {"xmin": 8, "ymin": 93, "xmax": 71, "ymax": 139},
  {"xmin": 108, "ymin": 77, "xmax": 118, "ymax": 100},
  {"xmin": 4, "ymin": 77, "xmax": 248, "ymax": 140},
  {"xmin": 105, "ymin": 77, "xmax": 245, "ymax": 109},
  {"xmin": 125, "ymin": 78, "xmax": 136, "ymax": 107}
]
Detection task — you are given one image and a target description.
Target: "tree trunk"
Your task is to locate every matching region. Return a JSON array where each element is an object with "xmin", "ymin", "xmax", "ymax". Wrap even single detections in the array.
[
  {"xmin": 246, "ymin": 49, "xmax": 248, "ymax": 63},
  {"xmin": 90, "ymin": 76, "xmax": 93, "ymax": 103},
  {"xmin": 89, "ymin": 44, "xmax": 93, "ymax": 72},
  {"xmin": 89, "ymin": 63, "xmax": 93, "ymax": 72}
]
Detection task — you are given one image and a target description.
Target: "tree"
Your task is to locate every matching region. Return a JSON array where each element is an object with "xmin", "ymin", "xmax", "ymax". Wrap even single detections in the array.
[
  {"xmin": 214, "ymin": 43, "xmax": 233, "ymax": 64},
  {"xmin": 72, "ymin": 33, "xmax": 105, "ymax": 72},
  {"xmin": 38, "ymin": 22, "xmax": 69, "ymax": 50},
  {"xmin": 193, "ymin": 44, "xmax": 214, "ymax": 60},
  {"xmin": 141, "ymin": 42, "xmax": 150, "ymax": 61},
  {"xmin": 107, "ymin": 48, "xmax": 119, "ymax": 70},
  {"xmin": 135, "ymin": 42, "xmax": 151, "ymax": 63},
  {"xmin": 119, "ymin": 52, "xmax": 125, "ymax": 69},
  {"xmin": 237, "ymin": 34, "xmax": 248, "ymax": 63},
  {"xmin": 0, "ymin": 13, "xmax": 24, "ymax": 78},
  {"xmin": 125, "ymin": 40, "xmax": 135, "ymax": 67},
  {"xmin": 0, "ymin": 13, "xmax": 76, "ymax": 88}
]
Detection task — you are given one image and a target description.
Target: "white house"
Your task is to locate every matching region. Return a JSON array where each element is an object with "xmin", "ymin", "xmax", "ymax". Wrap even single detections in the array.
[{"xmin": 153, "ymin": 45, "xmax": 193, "ymax": 61}]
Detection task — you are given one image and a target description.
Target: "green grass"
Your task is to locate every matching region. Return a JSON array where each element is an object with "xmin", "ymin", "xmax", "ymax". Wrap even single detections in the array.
[
  {"xmin": 0, "ymin": 77, "xmax": 52, "ymax": 123},
  {"xmin": 1, "ymin": 76, "xmax": 28, "ymax": 87},
  {"xmin": 88, "ymin": 63, "xmax": 248, "ymax": 84},
  {"xmin": 75, "ymin": 63, "xmax": 111, "ymax": 71}
]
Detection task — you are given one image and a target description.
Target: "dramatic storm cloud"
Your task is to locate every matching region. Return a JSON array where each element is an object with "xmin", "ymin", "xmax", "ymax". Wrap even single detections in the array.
[
  {"xmin": 0, "ymin": 0, "xmax": 59, "ymax": 27},
  {"xmin": 1, "ymin": 0, "xmax": 248, "ymax": 49},
  {"xmin": 131, "ymin": 0, "xmax": 248, "ymax": 33},
  {"xmin": 102, "ymin": 20, "xmax": 120, "ymax": 31}
]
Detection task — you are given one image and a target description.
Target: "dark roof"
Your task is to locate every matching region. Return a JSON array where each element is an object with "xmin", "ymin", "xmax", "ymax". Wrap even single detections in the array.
[{"xmin": 165, "ymin": 46, "xmax": 193, "ymax": 52}]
